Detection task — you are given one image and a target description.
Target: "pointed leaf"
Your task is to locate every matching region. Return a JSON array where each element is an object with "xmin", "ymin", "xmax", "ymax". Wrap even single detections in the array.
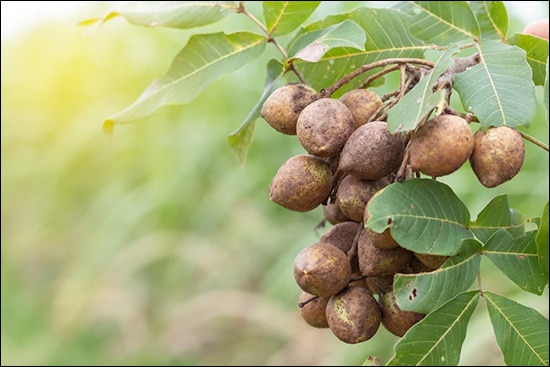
[
  {"xmin": 104, "ymin": 32, "xmax": 266, "ymax": 129},
  {"xmin": 392, "ymin": 1, "xmax": 480, "ymax": 45},
  {"xmin": 484, "ymin": 229, "xmax": 546, "ymax": 295},
  {"xmin": 387, "ymin": 45, "xmax": 460, "ymax": 133},
  {"xmin": 387, "ymin": 291, "xmax": 480, "ymax": 366},
  {"xmin": 508, "ymin": 34, "xmax": 549, "ymax": 86},
  {"xmin": 263, "ymin": 1, "xmax": 321, "ymax": 37},
  {"xmin": 288, "ymin": 20, "xmax": 366, "ymax": 63},
  {"xmin": 83, "ymin": 1, "xmax": 237, "ymax": 29},
  {"xmin": 365, "ymin": 178, "xmax": 474, "ymax": 256},
  {"xmin": 536, "ymin": 201, "xmax": 549, "ymax": 282},
  {"xmin": 454, "ymin": 40, "xmax": 537, "ymax": 129},
  {"xmin": 485, "ymin": 291, "xmax": 549, "ymax": 366},
  {"xmin": 470, "ymin": 1, "xmax": 507, "ymax": 41},
  {"xmin": 289, "ymin": 8, "xmax": 429, "ymax": 93},
  {"xmin": 227, "ymin": 59, "xmax": 285, "ymax": 167},
  {"xmin": 394, "ymin": 239, "xmax": 481, "ymax": 313},
  {"xmin": 469, "ymin": 194, "xmax": 524, "ymax": 243}
]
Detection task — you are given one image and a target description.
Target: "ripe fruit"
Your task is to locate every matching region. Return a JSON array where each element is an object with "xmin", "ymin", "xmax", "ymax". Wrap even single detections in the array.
[
  {"xmin": 413, "ymin": 251, "xmax": 449, "ymax": 270},
  {"xmin": 336, "ymin": 174, "xmax": 387, "ymax": 222},
  {"xmin": 319, "ymin": 221, "xmax": 361, "ymax": 254},
  {"xmin": 363, "ymin": 199, "xmax": 399, "ymax": 250},
  {"xmin": 339, "ymin": 89, "xmax": 382, "ymax": 129},
  {"xmin": 358, "ymin": 229, "xmax": 412, "ymax": 276},
  {"xmin": 408, "ymin": 114, "xmax": 474, "ymax": 177},
  {"xmin": 293, "ymin": 242, "xmax": 351, "ymax": 297},
  {"xmin": 323, "ymin": 198, "xmax": 352, "ymax": 225},
  {"xmin": 380, "ymin": 289, "xmax": 425, "ymax": 337},
  {"xmin": 299, "ymin": 291, "xmax": 329, "ymax": 328},
  {"xmin": 261, "ymin": 83, "xmax": 318, "ymax": 135},
  {"xmin": 469, "ymin": 126, "xmax": 525, "ymax": 188},
  {"xmin": 339, "ymin": 121, "xmax": 405, "ymax": 180},
  {"xmin": 269, "ymin": 154, "xmax": 332, "ymax": 212},
  {"xmin": 326, "ymin": 286, "xmax": 381, "ymax": 344},
  {"xmin": 296, "ymin": 98, "xmax": 355, "ymax": 158}
]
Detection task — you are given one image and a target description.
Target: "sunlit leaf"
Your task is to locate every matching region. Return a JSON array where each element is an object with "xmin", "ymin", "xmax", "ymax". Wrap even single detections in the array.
[
  {"xmin": 392, "ymin": 1, "xmax": 480, "ymax": 45},
  {"xmin": 290, "ymin": 7, "xmax": 429, "ymax": 94},
  {"xmin": 483, "ymin": 229, "xmax": 546, "ymax": 295},
  {"xmin": 366, "ymin": 178, "xmax": 474, "ymax": 256},
  {"xmin": 485, "ymin": 291, "xmax": 549, "ymax": 366},
  {"xmin": 454, "ymin": 40, "xmax": 537, "ymax": 129},
  {"xmin": 263, "ymin": 1, "xmax": 321, "ymax": 37},
  {"xmin": 104, "ymin": 32, "xmax": 266, "ymax": 129},
  {"xmin": 469, "ymin": 194, "xmax": 524, "ymax": 243},
  {"xmin": 394, "ymin": 239, "xmax": 481, "ymax": 313},
  {"xmin": 508, "ymin": 34, "xmax": 549, "ymax": 85},
  {"xmin": 82, "ymin": 1, "xmax": 237, "ymax": 29},
  {"xmin": 536, "ymin": 201, "xmax": 549, "ymax": 282},
  {"xmin": 227, "ymin": 59, "xmax": 285, "ymax": 167},
  {"xmin": 470, "ymin": 1, "xmax": 507, "ymax": 41},
  {"xmin": 387, "ymin": 45, "xmax": 460, "ymax": 133},
  {"xmin": 387, "ymin": 290, "xmax": 480, "ymax": 366},
  {"xmin": 288, "ymin": 20, "xmax": 366, "ymax": 63}
]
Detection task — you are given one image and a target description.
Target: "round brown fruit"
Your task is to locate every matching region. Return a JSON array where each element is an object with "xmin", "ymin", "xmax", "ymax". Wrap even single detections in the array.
[
  {"xmin": 269, "ymin": 154, "xmax": 332, "ymax": 212},
  {"xmin": 413, "ymin": 251, "xmax": 449, "ymax": 270},
  {"xmin": 319, "ymin": 221, "xmax": 361, "ymax": 254},
  {"xmin": 323, "ymin": 198, "xmax": 352, "ymax": 225},
  {"xmin": 296, "ymin": 98, "xmax": 355, "ymax": 158},
  {"xmin": 293, "ymin": 242, "xmax": 351, "ymax": 298},
  {"xmin": 363, "ymin": 198, "xmax": 399, "ymax": 250},
  {"xmin": 469, "ymin": 126, "xmax": 525, "ymax": 188},
  {"xmin": 338, "ymin": 89, "xmax": 382, "ymax": 129},
  {"xmin": 358, "ymin": 229, "xmax": 412, "ymax": 277},
  {"xmin": 408, "ymin": 114, "xmax": 474, "ymax": 177},
  {"xmin": 299, "ymin": 291, "xmax": 329, "ymax": 328},
  {"xmin": 261, "ymin": 83, "xmax": 318, "ymax": 135},
  {"xmin": 336, "ymin": 174, "xmax": 387, "ymax": 223},
  {"xmin": 380, "ymin": 289, "xmax": 425, "ymax": 337},
  {"xmin": 326, "ymin": 286, "xmax": 381, "ymax": 344},
  {"xmin": 339, "ymin": 121, "xmax": 405, "ymax": 180}
]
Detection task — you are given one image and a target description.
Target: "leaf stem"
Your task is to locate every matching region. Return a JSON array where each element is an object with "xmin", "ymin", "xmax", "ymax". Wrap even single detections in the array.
[{"xmin": 519, "ymin": 130, "xmax": 549, "ymax": 152}]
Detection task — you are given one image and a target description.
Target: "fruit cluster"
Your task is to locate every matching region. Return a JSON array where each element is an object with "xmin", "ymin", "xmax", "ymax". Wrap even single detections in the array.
[{"xmin": 261, "ymin": 78, "xmax": 525, "ymax": 343}]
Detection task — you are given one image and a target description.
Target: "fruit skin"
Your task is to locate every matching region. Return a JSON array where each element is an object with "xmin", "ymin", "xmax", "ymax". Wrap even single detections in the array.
[
  {"xmin": 269, "ymin": 154, "xmax": 332, "ymax": 212},
  {"xmin": 469, "ymin": 126, "xmax": 525, "ymax": 188},
  {"xmin": 299, "ymin": 291, "xmax": 330, "ymax": 328},
  {"xmin": 326, "ymin": 286, "xmax": 381, "ymax": 344},
  {"xmin": 338, "ymin": 89, "xmax": 382, "ymax": 129},
  {"xmin": 380, "ymin": 289, "xmax": 425, "ymax": 337},
  {"xmin": 293, "ymin": 242, "xmax": 351, "ymax": 298},
  {"xmin": 358, "ymin": 229, "xmax": 412, "ymax": 276},
  {"xmin": 339, "ymin": 121, "xmax": 405, "ymax": 180},
  {"xmin": 261, "ymin": 83, "xmax": 318, "ymax": 135},
  {"xmin": 336, "ymin": 174, "xmax": 387, "ymax": 222},
  {"xmin": 408, "ymin": 114, "xmax": 474, "ymax": 177},
  {"xmin": 319, "ymin": 221, "xmax": 361, "ymax": 254},
  {"xmin": 296, "ymin": 98, "xmax": 355, "ymax": 158}
]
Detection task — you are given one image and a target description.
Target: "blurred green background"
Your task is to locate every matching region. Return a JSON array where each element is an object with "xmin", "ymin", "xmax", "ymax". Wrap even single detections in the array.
[{"xmin": 1, "ymin": 1, "xmax": 548, "ymax": 366}]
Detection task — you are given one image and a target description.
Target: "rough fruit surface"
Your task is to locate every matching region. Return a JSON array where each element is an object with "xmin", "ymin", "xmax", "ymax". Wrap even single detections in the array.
[
  {"xmin": 339, "ymin": 89, "xmax": 382, "ymax": 129},
  {"xmin": 469, "ymin": 126, "xmax": 525, "ymax": 188},
  {"xmin": 409, "ymin": 114, "xmax": 474, "ymax": 177},
  {"xmin": 299, "ymin": 291, "xmax": 329, "ymax": 328}
]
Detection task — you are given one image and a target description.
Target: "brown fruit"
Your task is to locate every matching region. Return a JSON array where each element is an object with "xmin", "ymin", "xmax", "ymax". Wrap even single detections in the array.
[
  {"xmin": 380, "ymin": 289, "xmax": 425, "ymax": 337},
  {"xmin": 339, "ymin": 121, "xmax": 405, "ymax": 180},
  {"xmin": 299, "ymin": 291, "xmax": 329, "ymax": 328},
  {"xmin": 323, "ymin": 198, "xmax": 352, "ymax": 225},
  {"xmin": 363, "ymin": 199, "xmax": 399, "ymax": 250},
  {"xmin": 338, "ymin": 89, "xmax": 382, "ymax": 129},
  {"xmin": 319, "ymin": 221, "xmax": 361, "ymax": 254},
  {"xmin": 365, "ymin": 274, "xmax": 395, "ymax": 295},
  {"xmin": 269, "ymin": 154, "xmax": 332, "ymax": 212},
  {"xmin": 469, "ymin": 126, "xmax": 525, "ymax": 188},
  {"xmin": 413, "ymin": 252, "xmax": 449, "ymax": 270},
  {"xmin": 296, "ymin": 98, "xmax": 355, "ymax": 158},
  {"xmin": 326, "ymin": 286, "xmax": 381, "ymax": 344},
  {"xmin": 293, "ymin": 242, "xmax": 351, "ymax": 297},
  {"xmin": 358, "ymin": 229, "xmax": 412, "ymax": 276},
  {"xmin": 409, "ymin": 114, "xmax": 474, "ymax": 177},
  {"xmin": 261, "ymin": 83, "xmax": 317, "ymax": 135},
  {"xmin": 336, "ymin": 175, "xmax": 387, "ymax": 222}
]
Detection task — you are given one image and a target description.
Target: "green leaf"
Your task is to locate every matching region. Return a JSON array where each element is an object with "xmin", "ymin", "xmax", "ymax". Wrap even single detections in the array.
[
  {"xmin": 394, "ymin": 239, "xmax": 481, "ymax": 313},
  {"xmin": 227, "ymin": 59, "xmax": 285, "ymax": 167},
  {"xmin": 545, "ymin": 58, "xmax": 549, "ymax": 126},
  {"xmin": 536, "ymin": 201, "xmax": 549, "ymax": 282},
  {"xmin": 508, "ymin": 34, "xmax": 549, "ymax": 86},
  {"xmin": 392, "ymin": 1, "xmax": 480, "ymax": 45},
  {"xmin": 484, "ymin": 291, "xmax": 549, "ymax": 366},
  {"xmin": 83, "ymin": 1, "xmax": 237, "ymax": 29},
  {"xmin": 509, "ymin": 208, "xmax": 526, "ymax": 238},
  {"xmin": 454, "ymin": 40, "xmax": 537, "ymax": 129},
  {"xmin": 483, "ymin": 229, "xmax": 546, "ymax": 295},
  {"xmin": 290, "ymin": 7, "xmax": 429, "ymax": 93},
  {"xmin": 470, "ymin": 1, "xmax": 507, "ymax": 41},
  {"xmin": 387, "ymin": 45, "xmax": 460, "ymax": 133},
  {"xmin": 104, "ymin": 32, "xmax": 266, "ymax": 129},
  {"xmin": 469, "ymin": 194, "xmax": 524, "ymax": 243},
  {"xmin": 288, "ymin": 20, "xmax": 366, "ymax": 63},
  {"xmin": 263, "ymin": 1, "xmax": 321, "ymax": 37},
  {"xmin": 365, "ymin": 178, "xmax": 474, "ymax": 256},
  {"xmin": 387, "ymin": 290, "xmax": 480, "ymax": 366}
]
